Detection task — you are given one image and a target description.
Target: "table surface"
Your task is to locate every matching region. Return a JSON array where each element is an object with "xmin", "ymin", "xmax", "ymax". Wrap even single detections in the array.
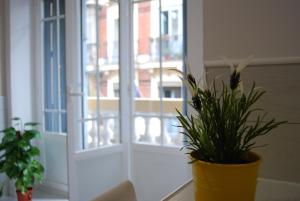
[
  {"xmin": 161, "ymin": 179, "xmax": 270, "ymax": 201},
  {"xmin": 161, "ymin": 179, "xmax": 194, "ymax": 201}
]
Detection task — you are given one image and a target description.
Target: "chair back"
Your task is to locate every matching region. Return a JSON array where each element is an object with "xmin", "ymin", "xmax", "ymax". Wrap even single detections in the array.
[{"xmin": 91, "ymin": 180, "xmax": 137, "ymax": 201}]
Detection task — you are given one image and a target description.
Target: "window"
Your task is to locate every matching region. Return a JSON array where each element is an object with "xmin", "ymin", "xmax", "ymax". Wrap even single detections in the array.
[
  {"xmin": 80, "ymin": 0, "xmax": 185, "ymax": 149},
  {"xmin": 81, "ymin": 0, "xmax": 120, "ymax": 150},
  {"xmin": 42, "ymin": 0, "xmax": 66, "ymax": 134},
  {"xmin": 161, "ymin": 11, "xmax": 169, "ymax": 35},
  {"xmin": 162, "ymin": 86, "xmax": 181, "ymax": 98},
  {"xmin": 133, "ymin": 0, "xmax": 184, "ymax": 146}
]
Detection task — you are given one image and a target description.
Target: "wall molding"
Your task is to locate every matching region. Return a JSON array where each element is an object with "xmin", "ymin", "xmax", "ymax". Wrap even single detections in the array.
[
  {"xmin": 204, "ymin": 57, "xmax": 300, "ymax": 68},
  {"xmin": 257, "ymin": 178, "xmax": 300, "ymax": 201},
  {"xmin": 0, "ymin": 96, "xmax": 6, "ymax": 130}
]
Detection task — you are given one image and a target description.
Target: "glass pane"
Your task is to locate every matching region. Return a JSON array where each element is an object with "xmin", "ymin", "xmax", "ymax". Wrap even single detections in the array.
[
  {"xmin": 162, "ymin": 0, "xmax": 183, "ymax": 146},
  {"xmin": 45, "ymin": 112, "xmax": 59, "ymax": 132},
  {"xmin": 59, "ymin": 0, "xmax": 65, "ymax": 15},
  {"xmin": 84, "ymin": 119, "xmax": 99, "ymax": 149},
  {"xmin": 83, "ymin": 0, "xmax": 97, "ymax": 70},
  {"xmin": 61, "ymin": 112, "xmax": 67, "ymax": 133},
  {"xmin": 59, "ymin": 18, "xmax": 67, "ymax": 110},
  {"xmin": 82, "ymin": 0, "xmax": 120, "ymax": 150},
  {"xmin": 100, "ymin": 114, "xmax": 120, "ymax": 145},
  {"xmin": 44, "ymin": 20, "xmax": 58, "ymax": 110},
  {"xmin": 100, "ymin": 0, "xmax": 120, "ymax": 145},
  {"xmin": 44, "ymin": 0, "xmax": 57, "ymax": 18},
  {"xmin": 43, "ymin": 1, "xmax": 67, "ymax": 135},
  {"xmin": 161, "ymin": 1, "xmax": 183, "ymax": 62},
  {"xmin": 161, "ymin": 11, "xmax": 168, "ymax": 35},
  {"xmin": 133, "ymin": 0, "xmax": 161, "ymax": 144},
  {"xmin": 133, "ymin": 0, "xmax": 184, "ymax": 146}
]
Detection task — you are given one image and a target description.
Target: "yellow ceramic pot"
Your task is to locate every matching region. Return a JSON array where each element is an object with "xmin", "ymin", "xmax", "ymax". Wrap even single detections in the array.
[{"xmin": 192, "ymin": 152, "xmax": 261, "ymax": 201}]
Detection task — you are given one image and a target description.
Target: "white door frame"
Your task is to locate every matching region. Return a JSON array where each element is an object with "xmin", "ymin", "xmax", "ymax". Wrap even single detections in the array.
[
  {"xmin": 65, "ymin": 1, "xmax": 133, "ymax": 200},
  {"xmin": 65, "ymin": 0, "xmax": 82, "ymax": 200}
]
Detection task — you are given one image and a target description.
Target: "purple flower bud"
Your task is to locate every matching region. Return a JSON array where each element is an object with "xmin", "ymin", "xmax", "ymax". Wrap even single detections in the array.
[
  {"xmin": 230, "ymin": 70, "xmax": 240, "ymax": 90},
  {"xmin": 187, "ymin": 74, "xmax": 196, "ymax": 87}
]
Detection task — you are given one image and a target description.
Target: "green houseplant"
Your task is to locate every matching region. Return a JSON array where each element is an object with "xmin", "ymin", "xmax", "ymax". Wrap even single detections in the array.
[
  {"xmin": 0, "ymin": 118, "xmax": 44, "ymax": 201},
  {"xmin": 175, "ymin": 58, "xmax": 286, "ymax": 201}
]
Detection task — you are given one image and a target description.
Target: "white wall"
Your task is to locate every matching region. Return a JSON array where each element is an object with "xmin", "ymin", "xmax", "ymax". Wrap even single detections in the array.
[
  {"xmin": 5, "ymin": 0, "xmax": 33, "ymax": 122},
  {"xmin": 1, "ymin": 0, "xmax": 34, "ymax": 195},
  {"xmin": 0, "ymin": 97, "xmax": 6, "ymax": 193},
  {"xmin": 203, "ymin": 0, "xmax": 300, "ymax": 60},
  {"xmin": 187, "ymin": 0, "xmax": 203, "ymax": 79},
  {"xmin": 0, "ymin": 0, "xmax": 5, "ymax": 97},
  {"xmin": 0, "ymin": 0, "xmax": 6, "ymax": 128},
  {"xmin": 3, "ymin": 0, "xmax": 69, "ymax": 195},
  {"xmin": 203, "ymin": 0, "xmax": 300, "ymax": 197}
]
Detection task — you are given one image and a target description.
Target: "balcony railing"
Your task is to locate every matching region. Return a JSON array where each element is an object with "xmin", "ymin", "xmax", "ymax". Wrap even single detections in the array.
[
  {"xmin": 85, "ymin": 35, "xmax": 183, "ymax": 67},
  {"xmin": 134, "ymin": 113, "xmax": 183, "ymax": 146},
  {"xmin": 85, "ymin": 41, "xmax": 119, "ymax": 66},
  {"xmin": 149, "ymin": 35, "xmax": 183, "ymax": 62},
  {"xmin": 84, "ymin": 98, "xmax": 183, "ymax": 148}
]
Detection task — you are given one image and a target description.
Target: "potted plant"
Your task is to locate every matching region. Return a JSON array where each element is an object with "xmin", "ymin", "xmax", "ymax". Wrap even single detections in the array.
[
  {"xmin": 175, "ymin": 58, "xmax": 286, "ymax": 201},
  {"xmin": 0, "ymin": 118, "xmax": 44, "ymax": 201}
]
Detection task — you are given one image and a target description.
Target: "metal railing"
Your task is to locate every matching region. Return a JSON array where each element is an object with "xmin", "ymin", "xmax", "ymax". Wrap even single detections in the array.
[
  {"xmin": 85, "ymin": 40, "xmax": 119, "ymax": 66},
  {"xmin": 85, "ymin": 35, "xmax": 183, "ymax": 67},
  {"xmin": 149, "ymin": 35, "xmax": 183, "ymax": 62}
]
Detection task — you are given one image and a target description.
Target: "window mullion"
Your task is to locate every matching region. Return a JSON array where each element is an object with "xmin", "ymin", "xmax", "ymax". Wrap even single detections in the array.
[
  {"xmin": 159, "ymin": 0, "xmax": 164, "ymax": 146},
  {"xmin": 42, "ymin": 15, "xmax": 65, "ymax": 22},
  {"xmin": 50, "ymin": 22, "xmax": 55, "ymax": 105},
  {"xmin": 120, "ymin": 0, "xmax": 133, "ymax": 179},
  {"xmin": 81, "ymin": 0, "xmax": 88, "ymax": 150},
  {"xmin": 57, "ymin": 0, "xmax": 62, "ymax": 133},
  {"xmin": 95, "ymin": 1, "xmax": 101, "ymax": 147}
]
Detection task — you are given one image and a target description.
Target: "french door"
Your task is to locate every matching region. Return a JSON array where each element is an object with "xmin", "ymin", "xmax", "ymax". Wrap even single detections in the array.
[{"xmin": 65, "ymin": 0, "xmax": 131, "ymax": 200}]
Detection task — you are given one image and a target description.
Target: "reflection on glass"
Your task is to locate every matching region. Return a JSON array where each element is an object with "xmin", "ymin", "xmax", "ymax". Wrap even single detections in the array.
[
  {"xmin": 59, "ymin": 0, "xmax": 65, "ymax": 15},
  {"xmin": 44, "ymin": 0, "xmax": 57, "ymax": 18},
  {"xmin": 133, "ymin": 0, "xmax": 184, "ymax": 146},
  {"xmin": 82, "ymin": 0, "xmax": 120, "ymax": 150},
  {"xmin": 43, "ymin": 0, "xmax": 67, "ymax": 134},
  {"xmin": 44, "ymin": 20, "xmax": 58, "ymax": 111}
]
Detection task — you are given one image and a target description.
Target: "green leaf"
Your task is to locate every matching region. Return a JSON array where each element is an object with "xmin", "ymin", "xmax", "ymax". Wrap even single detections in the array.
[
  {"xmin": 23, "ymin": 130, "xmax": 41, "ymax": 141},
  {"xmin": 0, "ymin": 118, "xmax": 44, "ymax": 192},
  {"xmin": 24, "ymin": 122, "xmax": 39, "ymax": 127},
  {"xmin": 0, "ymin": 183, "xmax": 4, "ymax": 196},
  {"xmin": 29, "ymin": 147, "xmax": 40, "ymax": 156}
]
